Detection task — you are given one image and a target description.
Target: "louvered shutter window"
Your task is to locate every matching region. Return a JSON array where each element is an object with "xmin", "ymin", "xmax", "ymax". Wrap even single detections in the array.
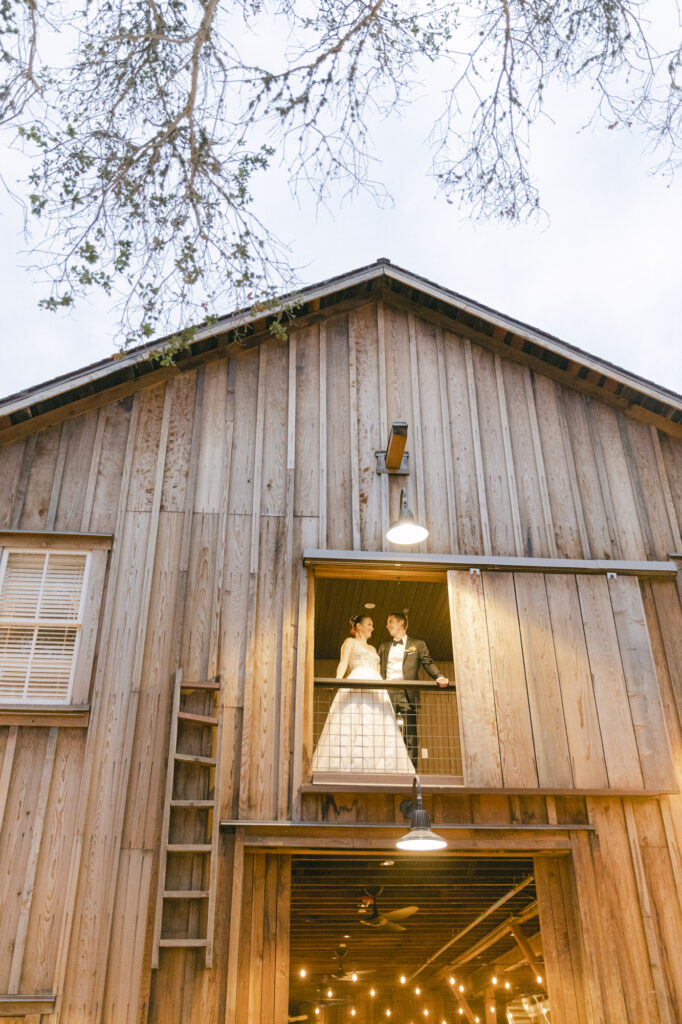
[{"xmin": 0, "ymin": 550, "xmax": 88, "ymax": 702}]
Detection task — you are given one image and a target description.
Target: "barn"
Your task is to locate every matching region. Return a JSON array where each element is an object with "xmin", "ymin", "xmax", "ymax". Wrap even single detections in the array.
[{"xmin": 0, "ymin": 259, "xmax": 681, "ymax": 1024}]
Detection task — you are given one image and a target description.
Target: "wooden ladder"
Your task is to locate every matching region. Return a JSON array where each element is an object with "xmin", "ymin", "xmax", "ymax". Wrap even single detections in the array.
[{"xmin": 152, "ymin": 668, "xmax": 223, "ymax": 968}]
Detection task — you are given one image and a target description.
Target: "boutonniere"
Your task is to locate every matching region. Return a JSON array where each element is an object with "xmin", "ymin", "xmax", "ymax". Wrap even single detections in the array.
[{"xmin": 406, "ymin": 646, "xmax": 416, "ymax": 654}]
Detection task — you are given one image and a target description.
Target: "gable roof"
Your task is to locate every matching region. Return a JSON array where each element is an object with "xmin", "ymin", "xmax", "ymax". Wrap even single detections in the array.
[{"xmin": 1, "ymin": 259, "xmax": 681, "ymax": 441}]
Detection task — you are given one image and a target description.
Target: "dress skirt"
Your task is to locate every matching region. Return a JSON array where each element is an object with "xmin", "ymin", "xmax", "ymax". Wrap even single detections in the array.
[{"xmin": 312, "ymin": 668, "xmax": 414, "ymax": 775}]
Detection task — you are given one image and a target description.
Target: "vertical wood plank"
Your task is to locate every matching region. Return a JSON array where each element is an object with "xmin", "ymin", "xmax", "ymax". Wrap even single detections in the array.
[
  {"xmin": 514, "ymin": 573, "xmax": 573, "ymax": 788},
  {"xmin": 481, "ymin": 572, "xmax": 538, "ymax": 788},
  {"xmin": 545, "ymin": 575, "xmax": 608, "ymax": 789},
  {"xmin": 247, "ymin": 854, "xmax": 266, "ymax": 1024},
  {"xmin": 436, "ymin": 328, "xmax": 458, "ymax": 552},
  {"xmin": 0, "ymin": 438, "xmax": 28, "ymax": 528},
  {"xmin": 376, "ymin": 302, "xmax": 389, "ymax": 550},
  {"xmin": 650, "ymin": 426, "xmax": 682, "ymax": 551},
  {"xmin": 318, "ymin": 323, "xmax": 327, "ymax": 547},
  {"xmin": 524, "ymin": 372, "xmax": 558, "ymax": 557},
  {"xmin": 463, "ymin": 340, "xmax": 491, "ymax": 555},
  {"xmin": 278, "ymin": 333, "xmax": 297, "ymax": 819},
  {"xmin": 578, "ymin": 575, "xmax": 644, "ymax": 789},
  {"xmin": 408, "ymin": 313, "xmax": 428, "ymax": 552},
  {"xmin": 347, "ymin": 313, "xmax": 362, "ymax": 551},
  {"xmin": 447, "ymin": 570, "xmax": 502, "ymax": 786},
  {"xmin": 608, "ymin": 575, "xmax": 675, "ymax": 789},
  {"xmin": 494, "ymin": 354, "xmax": 524, "ymax": 556},
  {"xmin": 623, "ymin": 799, "xmax": 674, "ymax": 1024},
  {"xmin": 0, "ymin": 725, "xmax": 18, "ymax": 835},
  {"xmin": 46, "ymin": 421, "xmax": 70, "ymax": 530},
  {"xmin": 80, "ymin": 408, "xmax": 106, "ymax": 531},
  {"xmin": 9, "ymin": 727, "xmax": 58, "ymax": 991},
  {"xmin": 274, "ymin": 856, "xmax": 291, "ymax": 1023},
  {"xmin": 224, "ymin": 836, "xmax": 245, "ymax": 1023}
]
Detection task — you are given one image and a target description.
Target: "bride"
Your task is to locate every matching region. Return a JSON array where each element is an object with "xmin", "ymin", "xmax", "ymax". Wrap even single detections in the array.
[{"xmin": 312, "ymin": 614, "xmax": 414, "ymax": 775}]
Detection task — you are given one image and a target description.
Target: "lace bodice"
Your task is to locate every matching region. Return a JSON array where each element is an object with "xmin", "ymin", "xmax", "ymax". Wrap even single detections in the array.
[{"xmin": 346, "ymin": 640, "xmax": 381, "ymax": 676}]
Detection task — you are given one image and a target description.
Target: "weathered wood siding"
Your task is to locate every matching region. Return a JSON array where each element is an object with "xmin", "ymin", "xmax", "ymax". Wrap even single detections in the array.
[{"xmin": 0, "ymin": 298, "xmax": 680, "ymax": 1022}]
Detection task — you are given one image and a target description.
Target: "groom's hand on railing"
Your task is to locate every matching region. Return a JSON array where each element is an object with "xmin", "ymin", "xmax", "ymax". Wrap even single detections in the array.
[{"xmin": 436, "ymin": 676, "xmax": 449, "ymax": 688}]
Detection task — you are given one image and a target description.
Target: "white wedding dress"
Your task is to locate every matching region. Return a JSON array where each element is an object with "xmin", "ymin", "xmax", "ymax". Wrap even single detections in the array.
[{"xmin": 312, "ymin": 640, "xmax": 415, "ymax": 775}]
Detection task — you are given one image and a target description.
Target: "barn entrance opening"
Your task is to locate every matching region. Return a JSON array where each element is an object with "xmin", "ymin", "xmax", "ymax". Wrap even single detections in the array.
[{"xmin": 288, "ymin": 853, "xmax": 551, "ymax": 1024}]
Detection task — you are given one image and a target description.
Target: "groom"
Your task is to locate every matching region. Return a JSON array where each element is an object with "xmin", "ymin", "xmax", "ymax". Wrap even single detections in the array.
[{"xmin": 378, "ymin": 612, "xmax": 448, "ymax": 769}]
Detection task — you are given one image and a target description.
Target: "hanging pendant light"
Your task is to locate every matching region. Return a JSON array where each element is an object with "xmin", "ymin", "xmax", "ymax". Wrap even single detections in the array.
[
  {"xmin": 386, "ymin": 488, "xmax": 428, "ymax": 545},
  {"xmin": 396, "ymin": 777, "xmax": 446, "ymax": 851}
]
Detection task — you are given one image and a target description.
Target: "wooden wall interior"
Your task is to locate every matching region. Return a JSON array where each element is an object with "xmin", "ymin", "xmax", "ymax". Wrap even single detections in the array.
[{"xmin": 0, "ymin": 297, "xmax": 680, "ymax": 1022}]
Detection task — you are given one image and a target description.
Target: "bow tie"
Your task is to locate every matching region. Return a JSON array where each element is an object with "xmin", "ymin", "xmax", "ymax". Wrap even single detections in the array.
[{"xmin": 392, "ymin": 638, "xmax": 405, "ymax": 646}]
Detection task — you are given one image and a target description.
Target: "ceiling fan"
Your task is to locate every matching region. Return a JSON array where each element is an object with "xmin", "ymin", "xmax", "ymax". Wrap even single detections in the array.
[
  {"xmin": 330, "ymin": 946, "xmax": 373, "ymax": 981},
  {"xmin": 358, "ymin": 887, "xmax": 419, "ymax": 932}
]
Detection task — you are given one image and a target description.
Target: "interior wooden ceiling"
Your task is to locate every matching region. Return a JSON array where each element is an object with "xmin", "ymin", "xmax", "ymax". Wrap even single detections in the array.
[
  {"xmin": 313, "ymin": 578, "xmax": 453, "ymax": 663},
  {"xmin": 289, "ymin": 853, "xmax": 540, "ymax": 1015}
]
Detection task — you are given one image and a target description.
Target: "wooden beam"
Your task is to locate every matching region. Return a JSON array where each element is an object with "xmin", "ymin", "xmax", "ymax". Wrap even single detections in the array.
[
  {"xmin": 0, "ymin": 995, "xmax": 56, "ymax": 1015},
  {"xmin": 449, "ymin": 904, "xmax": 539, "ymax": 967},
  {"xmin": 508, "ymin": 921, "xmax": 547, "ymax": 991},
  {"xmin": 411, "ymin": 875, "xmax": 534, "ymax": 980}
]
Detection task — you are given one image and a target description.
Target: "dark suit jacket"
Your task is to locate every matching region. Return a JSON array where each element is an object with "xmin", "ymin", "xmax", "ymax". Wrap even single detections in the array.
[{"xmin": 377, "ymin": 637, "xmax": 441, "ymax": 708}]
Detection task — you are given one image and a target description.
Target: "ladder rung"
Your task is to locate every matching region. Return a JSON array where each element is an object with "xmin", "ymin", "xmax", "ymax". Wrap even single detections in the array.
[
  {"xmin": 170, "ymin": 799, "xmax": 214, "ymax": 808},
  {"xmin": 174, "ymin": 753, "xmax": 216, "ymax": 765},
  {"xmin": 180, "ymin": 681, "xmax": 220, "ymax": 691},
  {"xmin": 158, "ymin": 938, "xmax": 208, "ymax": 948},
  {"xmin": 178, "ymin": 712, "xmax": 218, "ymax": 725},
  {"xmin": 167, "ymin": 843, "xmax": 213, "ymax": 853},
  {"xmin": 163, "ymin": 890, "xmax": 210, "ymax": 899}
]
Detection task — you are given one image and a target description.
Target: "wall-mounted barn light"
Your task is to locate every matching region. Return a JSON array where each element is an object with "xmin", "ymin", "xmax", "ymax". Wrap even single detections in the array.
[
  {"xmin": 386, "ymin": 488, "xmax": 428, "ymax": 545},
  {"xmin": 376, "ymin": 421, "xmax": 409, "ymax": 475}
]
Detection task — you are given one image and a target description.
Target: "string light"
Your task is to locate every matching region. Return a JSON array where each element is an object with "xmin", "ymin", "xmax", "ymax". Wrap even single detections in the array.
[
  {"xmin": 386, "ymin": 1010, "xmax": 392, "ymax": 1018},
  {"xmin": 351, "ymin": 1011, "xmax": 356, "ymax": 1017},
  {"xmin": 400, "ymin": 975, "xmax": 407, "ymax": 984},
  {"xmin": 370, "ymin": 989, "xmax": 376, "ymax": 997},
  {"xmin": 449, "ymin": 977, "xmax": 455, "ymax": 986},
  {"xmin": 536, "ymin": 975, "xmax": 543, "ymax": 984},
  {"xmin": 459, "ymin": 984, "xmax": 464, "ymax": 993},
  {"xmin": 299, "ymin": 968, "xmax": 307, "ymax": 978},
  {"xmin": 423, "ymin": 1011, "xmax": 429, "ymax": 1018},
  {"xmin": 459, "ymin": 1010, "xmax": 464, "ymax": 1016},
  {"xmin": 315, "ymin": 1010, "xmax": 320, "ymax": 1017},
  {"xmin": 327, "ymin": 989, "xmax": 333, "ymax": 998},
  {"xmin": 491, "ymin": 976, "xmax": 498, "ymax": 985},
  {"xmin": 415, "ymin": 986, "xmax": 421, "ymax": 995},
  {"xmin": 351, "ymin": 973, "xmax": 358, "ymax": 982},
  {"xmin": 504, "ymin": 982, "xmax": 511, "ymax": 990}
]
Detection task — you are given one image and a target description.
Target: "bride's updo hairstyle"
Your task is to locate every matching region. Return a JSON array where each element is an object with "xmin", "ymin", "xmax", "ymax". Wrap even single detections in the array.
[{"xmin": 349, "ymin": 613, "xmax": 369, "ymax": 637}]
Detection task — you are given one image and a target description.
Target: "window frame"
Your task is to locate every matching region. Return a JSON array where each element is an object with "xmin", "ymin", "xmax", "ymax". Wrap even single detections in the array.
[{"xmin": 0, "ymin": 530, "xmax": 112, "ymax": 719}]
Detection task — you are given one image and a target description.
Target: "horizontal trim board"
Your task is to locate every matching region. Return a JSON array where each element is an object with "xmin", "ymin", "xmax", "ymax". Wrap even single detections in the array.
[
  {"xmin": 301, "ymin": 782, "xmax": 676, "ymax": 796},
  {"xmin": 220, "ymin": 820, "xmax": 594, "ymax": 832},
  {"xmin": 0, "ymin": 530, "xmax": 113, "ymax": 550},
  {"xmin": 0, "ymin": 704, "xmax": 90, "ymax": 727},
  {"xmin": 303, "ymin": 549, "xmax": 678, "ymax": 578},
  {"xmin": 0, "ymin": 994, "xmax": 56, "ymax": 1015}
]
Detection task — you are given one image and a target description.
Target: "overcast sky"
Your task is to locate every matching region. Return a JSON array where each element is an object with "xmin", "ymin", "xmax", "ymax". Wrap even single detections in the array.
[{"xmin": 1, "ymin": 21, "xmax": 681, "ymax": 401}]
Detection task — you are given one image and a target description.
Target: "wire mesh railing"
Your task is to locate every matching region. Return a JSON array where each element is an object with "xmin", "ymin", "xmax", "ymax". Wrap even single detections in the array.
[{"xmin": 311, "ymin": 678, "xmax": 462, "ymax": 779}]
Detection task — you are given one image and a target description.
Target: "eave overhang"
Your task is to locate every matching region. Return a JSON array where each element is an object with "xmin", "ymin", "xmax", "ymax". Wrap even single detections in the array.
[{"xmin": 1, "ymin": 259, "xmax": 680, "ymax": 441}]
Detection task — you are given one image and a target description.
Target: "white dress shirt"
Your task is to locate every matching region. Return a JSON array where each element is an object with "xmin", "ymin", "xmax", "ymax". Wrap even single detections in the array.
[{"xmin": 386, "ymin": 636, "xmax": 406, "ymax": 679}]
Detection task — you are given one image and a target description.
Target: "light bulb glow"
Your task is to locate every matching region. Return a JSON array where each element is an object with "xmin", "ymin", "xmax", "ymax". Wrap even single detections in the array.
[
  {"xmin": 327, "ymin": 989, "xmax": 333, "ymax": 998},
  {"xmin": 459, "ymin": 984, "xmax": 464, "ymax": 993},
  {"xmin": 491, "ymin": 976, "xmax": 498, "ymax": 985},
  {"xmin": 504, "ymin": 982, "xmax": 510, "ymax": 990},
  {"xmin": 386, "ymin": 1010, "xmax": 392, "ymax": 1018},
  {"xmin": 315, "ymin": 1010, "xmax": 320, "ymax": 1017},
  {"xmin": 351, "ymin": 973, "xmax": 358, "ymax": 982},
  {"xmin": 370, "ymin": 989, "xmax": 376, "ymax": 997},
  {"xmin": 459, "ymin": 1010, "xmax": 464, "ymax": 1016},
  {"xmin": 386, "ymin": 521, "xmax": 429, "ymax": 545},
  {"xmin": 400, "ymin": 975, "xmax": 406, "ymax": 984},
  {"xmin": 536, "ymin": 975, "xmax": 543, "ymax": 984},
  {"xmin": 415, "ymin": 986, "xmax": 421, "ymax": 995},
  {"xmin": 351, "ymin": 1011, "xmax": 356, "ymax": 1018},
  {"xmin": 449, "ymin": 976, "xmax": 455, "ymax": 985}
]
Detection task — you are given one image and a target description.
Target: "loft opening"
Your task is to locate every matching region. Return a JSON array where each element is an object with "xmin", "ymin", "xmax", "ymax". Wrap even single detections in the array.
[{"xmin": 309, "ymin": 572, "xmax": 462, "ymax": 786}]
